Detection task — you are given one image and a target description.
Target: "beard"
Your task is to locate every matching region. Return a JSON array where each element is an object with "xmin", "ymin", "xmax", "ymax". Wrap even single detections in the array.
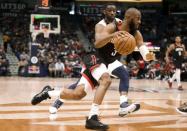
[
  {"xmin": 105, "ymin": 16, "xmax": 115, "ymax": 23},
  {"xmin": 129, "ymin": 19, "xmax": 137, "ymax": 36}
]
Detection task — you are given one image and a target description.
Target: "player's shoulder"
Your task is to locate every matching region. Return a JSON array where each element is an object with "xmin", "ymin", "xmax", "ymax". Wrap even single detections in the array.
[{"xmin": 97, "ymin": 19, "xmax": 107, "ymax": 26}]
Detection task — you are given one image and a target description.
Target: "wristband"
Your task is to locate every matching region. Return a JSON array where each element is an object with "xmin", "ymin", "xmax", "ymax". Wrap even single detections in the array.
[{"xmin": 139, "ymin": 45, "xmax": 149, "ymax": 61}]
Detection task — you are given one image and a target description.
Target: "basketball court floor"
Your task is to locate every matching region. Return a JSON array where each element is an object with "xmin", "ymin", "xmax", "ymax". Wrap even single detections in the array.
[{"xmin": 0, "ymin": 77, "xmax": 187, "ymax": 131}]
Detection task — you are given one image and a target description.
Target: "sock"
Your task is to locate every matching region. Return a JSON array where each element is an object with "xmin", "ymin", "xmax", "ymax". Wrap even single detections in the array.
[
  {"xmin": 120, "ymin": 95, "xmax": 128, "ymax": 104},
  {"xmin": 176, "ymin": 68, "xmax": 181, "ymax": 86},
  {"xmin": 48, "ymin": 90, "xmax": 61, "ymax": 98},
  {"xmin": 88, "ymin": 103, "xmax": 99, "ymax": 119}
]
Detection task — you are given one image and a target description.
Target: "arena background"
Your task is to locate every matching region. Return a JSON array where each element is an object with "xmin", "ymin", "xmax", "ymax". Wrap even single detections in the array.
[
  {"xmin": 0, "ymin": 0, "xmax": 187, "ymax": 131},
  {"xmin": 0, "ymin": 0, "xmax": 186, "ymax": 80}
]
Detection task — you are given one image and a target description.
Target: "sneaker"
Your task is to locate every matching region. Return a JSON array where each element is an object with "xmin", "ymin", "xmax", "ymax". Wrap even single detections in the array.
[
  {"xmin": 85, "ymin": 115, "xmax": 109, "ymax": 130},
  {"xmin": 178, "ymin": 85, "xmax": 183, "ymax": 91},
  {"xmin": 119, "ymin": 102, "xmax": 140, "ymax": 117},
  {"xmin": 31, "ymin": 85, "xmax": 54, "ymax": 105},
  {"xmin": 176, "ymin": 103, "xmax": 187, "ymax": 115},
  {"xmin": 49, "ymin": 99, "xmax": 63, "ymax": 114},
  {"xmin": 167, "ymin": 80, "xmax": 172, "ymax": 88}
]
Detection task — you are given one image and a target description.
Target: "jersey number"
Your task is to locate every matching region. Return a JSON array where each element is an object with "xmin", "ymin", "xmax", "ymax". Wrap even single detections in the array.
[{"xmin": 111, "ymin": 50, "xmax": 117, "ymax": 56}]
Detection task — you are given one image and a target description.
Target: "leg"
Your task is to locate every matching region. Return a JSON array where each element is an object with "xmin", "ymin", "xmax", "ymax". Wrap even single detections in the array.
[
  {"xmin": 86, "ymin": 64, "xmax": 111, "ymax": 130},
  {"xmin": 92, "ymin": 73, "xmax": 111, "ymax": 105},
  {"xmin": 49, "ymin": 77, "xmax": 91, "ymax": 114},
  {"xmin": 31, "ymin": 79, "xmax": 86, "ymax": 106},
  {"xmin": 175, "ymin": 68, "xmax": 183, "ymax": 90},
  {"xmin": 60, "ymin": 84, "xmax": 86, "ymax": 100},
  {"xmin": 112, "ymin": 65, "xmax": 140, "ymax": 117},
  {"xmin": 85, "ymin": 73, "xmax": 111, "ymax": 130},
  {"xmin": 168, "ymin": 69, "xmax": 176, "ymax": 88}
]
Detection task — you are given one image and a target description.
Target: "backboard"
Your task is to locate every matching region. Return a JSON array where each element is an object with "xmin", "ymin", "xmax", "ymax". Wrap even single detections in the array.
[{"xmin": 30, "ymin": 14, "xmax": 60, "ymax": 34}]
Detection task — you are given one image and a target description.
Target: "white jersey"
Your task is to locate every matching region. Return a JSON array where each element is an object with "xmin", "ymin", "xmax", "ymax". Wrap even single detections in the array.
[{"xmin": 98, "ymin": 18, "xmax": 122, "ymax": 26}]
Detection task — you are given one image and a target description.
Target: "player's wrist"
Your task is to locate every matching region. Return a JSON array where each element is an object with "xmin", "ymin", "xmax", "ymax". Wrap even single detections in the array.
[{"xmin": 139, "ymin": 45, "xmax": 149, "ymax": 61}]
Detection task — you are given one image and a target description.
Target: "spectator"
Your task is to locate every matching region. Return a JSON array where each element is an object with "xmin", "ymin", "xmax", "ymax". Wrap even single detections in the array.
[
  {"xmin": 0, "ymin": 47, "xmax": 9, "ymax": 76},
  {"xmin": 55, "ymin": 59, "xmax": 65, "ymax": 77},
  {"xmin": 18, "ymin": 57, "xmax": 28, "ymax": 76},
  {"xmin": 48, "ymin": 60, "xmax": 56, "ymax": 77}
]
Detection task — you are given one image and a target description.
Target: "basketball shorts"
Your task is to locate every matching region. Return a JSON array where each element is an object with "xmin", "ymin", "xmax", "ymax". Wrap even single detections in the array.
[
  {"xmin": 77, "ymin": 63, "xmax": 108, "ymax": 93},
  {"xmin": 108, "ymin": 60, "xmax": 126, "ymax": 78}
]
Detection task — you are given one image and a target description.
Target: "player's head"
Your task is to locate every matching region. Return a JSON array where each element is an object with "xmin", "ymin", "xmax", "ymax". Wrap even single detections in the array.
[
  {"xmin": 175, "ymin": 36, "xmax": 181, "ymax": 44},
  {"xmin": 103, "ymin": 4, "xmax": 117, "ymax": 23},
  {"xmin": 125, "ymin": 8, "xmax": 141, "ymax": 30}
]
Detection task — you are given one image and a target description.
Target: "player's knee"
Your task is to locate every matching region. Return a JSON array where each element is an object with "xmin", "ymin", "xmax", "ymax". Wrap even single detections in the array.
[
  {"xmin": 113, "ymin": 66, "xmax": 129, "ymax": 80},
  {"xmin": 121, "ymin": 70, "xmax": 129, "ymax": 80},
  {"xmin": 100, "ymin": 73, "xmax": 112, "ymax": 89}
]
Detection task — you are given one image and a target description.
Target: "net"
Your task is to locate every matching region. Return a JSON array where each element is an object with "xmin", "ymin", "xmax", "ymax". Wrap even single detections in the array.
[{"xmin": 43, "ymin": 28, "xmax": 49, "ymax": 38}]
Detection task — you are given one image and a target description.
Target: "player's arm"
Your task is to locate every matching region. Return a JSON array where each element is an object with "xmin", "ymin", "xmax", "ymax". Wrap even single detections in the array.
[
  {"xmin": 94, "ymin": 23, "xmax": 116, "ymax": 48},
  {"xmin": 182, "ymin": 44, "xmax": 187, "ymax": 56},
  {"xmin": 165, "ymin": 44, "xmax": 174, "ymax": 63},
  {"xmin": 134, "ymin": 30, "xmax": 155, "ymax": 61},
  {"xmin": 94, "ymin": 23, "xmax": 125, "ymax": 48}
]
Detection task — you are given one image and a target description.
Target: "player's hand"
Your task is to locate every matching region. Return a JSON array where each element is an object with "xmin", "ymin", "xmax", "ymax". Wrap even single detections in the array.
[
  {"xmin": 115, "ymin": 31, "xmax": 128, "ymax": 37},
  {"xmin": 146, "ymin": 52, "xmax": 155, "ymax": 61}
]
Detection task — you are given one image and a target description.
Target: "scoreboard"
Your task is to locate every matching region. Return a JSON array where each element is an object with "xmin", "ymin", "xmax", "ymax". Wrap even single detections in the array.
[{"xmin": 78, "ymin": 4, "xmax": 103, "ymax": 16}]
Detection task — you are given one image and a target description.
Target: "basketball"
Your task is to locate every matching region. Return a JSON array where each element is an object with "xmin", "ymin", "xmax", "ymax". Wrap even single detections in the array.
[{"xmin": 112, "ymin": 31, "xmax": 136, "ymax": 55}]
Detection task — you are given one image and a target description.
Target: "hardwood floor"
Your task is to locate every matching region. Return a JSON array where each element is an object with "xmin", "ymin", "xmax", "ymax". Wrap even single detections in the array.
[{"xmin": 0, "ymin": 77, "xmax": 187, "ymax": 131}]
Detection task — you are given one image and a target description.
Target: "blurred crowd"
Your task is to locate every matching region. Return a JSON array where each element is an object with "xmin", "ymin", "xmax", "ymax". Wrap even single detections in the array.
[
  {"xmin": 0, "ymin": 16, "xmax": 85, "ymax": 77},
  {"xmin": 0, "ymin": 6, "xmax": 187, "ymax": 81},
  {"xmin": 80, "ymin": 9, "xmax": 187, "ymax": 81}
]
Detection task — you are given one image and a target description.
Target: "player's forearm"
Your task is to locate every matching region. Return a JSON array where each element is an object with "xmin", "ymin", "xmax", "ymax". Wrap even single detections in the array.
[
  {"xmin": 94, "ymin": 33, "xmax": 114, "ymax": 48},
  {"xmin": 165, "ymin": 50, "xmax": 170, "ymax": 60}
]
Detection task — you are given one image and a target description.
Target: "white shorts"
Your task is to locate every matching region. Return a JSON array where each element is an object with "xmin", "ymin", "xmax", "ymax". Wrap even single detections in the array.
[
  {"xmin": 108, "ymin": 60, "xmax": 125, "ymax": 78},
  {"xmin": 77, "ymin": 63, "xmax": 108, "ymax": 93}
]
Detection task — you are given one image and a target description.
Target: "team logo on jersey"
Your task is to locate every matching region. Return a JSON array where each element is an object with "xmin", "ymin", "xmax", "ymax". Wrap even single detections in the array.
[
  {"xmin": 111, "ymin": 50, "xmax": 117, "ymax": 56},
  {"xmin": 91, "ymin": 55, "xmax": 97, "ymax": 65}
]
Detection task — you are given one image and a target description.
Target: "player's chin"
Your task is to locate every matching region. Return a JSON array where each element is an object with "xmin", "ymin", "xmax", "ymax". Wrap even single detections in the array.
[
  {"xmin": 110, "ymin": 16, "xmax": 115, "ymax": 20},
  {"xmin": 136, "ymin": 25, "xmax": 140, "ymax": 29}
]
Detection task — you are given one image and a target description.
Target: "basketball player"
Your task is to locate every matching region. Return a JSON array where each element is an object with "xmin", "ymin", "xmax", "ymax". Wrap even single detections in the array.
[
  {"xmin": 165, "ymin": 36, "xmax": 186, "ymax": 90},
  {"xmin": 49, "ymin": 6, "xmax": 154, "ymax": 130},
  {"xmin": 44, "ymin": 5, "xmax": 148, "ymax": 130},
  {"xmin": 32, "ymin": 6, "xmax": 154, "ymax": 130},
  {"xmin": 85, "ymin": 6, "xmax": 155, "ymax": 130}
]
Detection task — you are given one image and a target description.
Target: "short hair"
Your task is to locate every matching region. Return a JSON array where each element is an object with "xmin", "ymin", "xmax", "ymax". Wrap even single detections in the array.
[
  {"xmin": 103, "ymin": 3, "xmax": 116, "ymax": 9},
  {"xmin": 125, "ymin": 8, "xmax": 141, "ymax": 18}
]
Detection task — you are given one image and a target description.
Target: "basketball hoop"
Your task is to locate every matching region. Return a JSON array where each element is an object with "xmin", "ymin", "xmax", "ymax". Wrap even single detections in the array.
[
  {"xmin": 31, "ymin": 31, "xmax": 39, "ymax": 41},
  {"xmin": 43, "ymin": 28, "xmax": 49, "ymax": 38}
]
